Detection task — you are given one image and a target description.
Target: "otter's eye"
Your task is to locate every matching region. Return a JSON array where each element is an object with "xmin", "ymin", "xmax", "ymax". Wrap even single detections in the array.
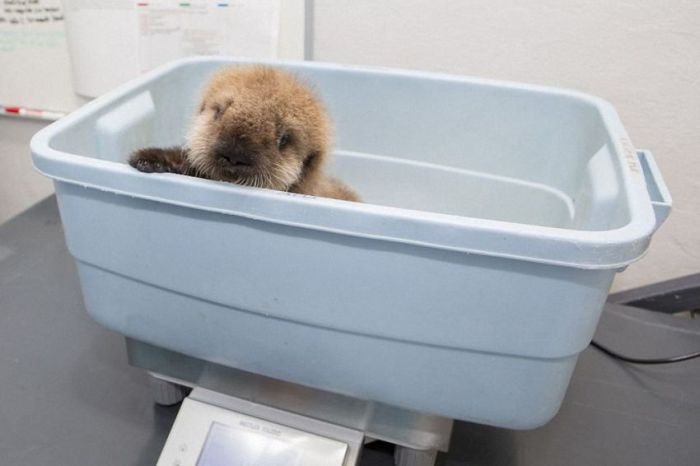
[
  {"xmin": 277, "ymin": 133, "xmax": 290, "ymax": 150},
  {"xmin": 212, "ymin": 105, "xmax": 223, "ymax": 119}
]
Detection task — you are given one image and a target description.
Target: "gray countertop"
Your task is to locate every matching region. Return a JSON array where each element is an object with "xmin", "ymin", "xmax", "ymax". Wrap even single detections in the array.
[{"xmin": 2, "ymin": 196, "xmax": 699, "ymax": 466}]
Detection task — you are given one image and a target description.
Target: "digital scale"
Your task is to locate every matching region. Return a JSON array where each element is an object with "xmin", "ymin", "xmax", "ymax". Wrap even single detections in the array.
[
  {"xmin": 129, "ymin": 340, "xmax": 453, "ymax": 466},
  {"xmin": 157, "ymin": 388, "xmax": 363, "ymax": 466}
]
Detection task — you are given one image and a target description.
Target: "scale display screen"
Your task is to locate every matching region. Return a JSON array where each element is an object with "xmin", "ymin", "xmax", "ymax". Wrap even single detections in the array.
[
  {"xmin": 198, "ymin": 422, "xmax": 303, "ymax": 466},
  {"xmin": 157, "ymin": 396, "xmax": 358, "ymax": 466}
]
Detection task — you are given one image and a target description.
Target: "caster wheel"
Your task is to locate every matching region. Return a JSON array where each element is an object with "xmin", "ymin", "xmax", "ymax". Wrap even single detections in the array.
[
  {"xmin": 394, "ymin": 445, "xmax": 438, "ymax": 466},
  {"xmin": 150, "ymin": 375, "xmax": 189, "ymax": 406}
]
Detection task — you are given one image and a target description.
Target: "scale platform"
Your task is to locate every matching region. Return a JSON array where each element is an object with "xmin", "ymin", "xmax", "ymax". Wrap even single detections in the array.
[{"xmin": 127, "ymin": 339, "xmax": 453, "ymax": 466}]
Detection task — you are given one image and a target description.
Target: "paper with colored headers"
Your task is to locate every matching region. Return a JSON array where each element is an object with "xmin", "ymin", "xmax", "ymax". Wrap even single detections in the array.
[{"xmin": 63, "ymin": 0, "xmax": 304, "ymax": 98}]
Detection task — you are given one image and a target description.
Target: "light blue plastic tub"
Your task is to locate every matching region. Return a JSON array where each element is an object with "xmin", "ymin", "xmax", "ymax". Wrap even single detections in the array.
[{"xmin": 31, "ymin": 58, "xmax": 671, "ymax": 429}]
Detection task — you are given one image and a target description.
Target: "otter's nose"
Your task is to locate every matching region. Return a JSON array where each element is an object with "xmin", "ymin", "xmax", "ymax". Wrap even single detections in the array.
[{"xmin": 214, "ymin": 140, "xmax": 252, "ymax": 166}]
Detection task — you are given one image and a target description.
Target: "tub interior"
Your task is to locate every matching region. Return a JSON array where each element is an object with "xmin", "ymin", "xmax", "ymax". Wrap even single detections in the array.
[{"xmin": 48, "ymin": 61, "xmax": 630, "ymax": 231}]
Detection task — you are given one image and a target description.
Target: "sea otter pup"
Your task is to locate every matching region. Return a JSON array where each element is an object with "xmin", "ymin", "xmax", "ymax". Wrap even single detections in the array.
[{"xmin": 129, "ymin": 65, "xmax": 360, "ymax": 202}]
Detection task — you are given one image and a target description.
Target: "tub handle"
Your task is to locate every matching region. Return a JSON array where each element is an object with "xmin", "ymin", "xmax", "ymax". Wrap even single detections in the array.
[{"xmin": 637, "ymin": 150, "xmax": 672, "ymax": 232}]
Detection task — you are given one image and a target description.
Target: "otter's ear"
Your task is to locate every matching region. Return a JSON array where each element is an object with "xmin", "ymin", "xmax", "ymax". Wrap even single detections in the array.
[{"xmin": 302, "ymin": 151, "xmax": 324, "ymax": 173}]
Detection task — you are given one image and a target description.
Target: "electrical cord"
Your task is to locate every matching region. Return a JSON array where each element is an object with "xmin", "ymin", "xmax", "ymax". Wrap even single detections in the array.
[{"xmin": 590, "ymin": 340, "xmax": 700, "ymax": 364}]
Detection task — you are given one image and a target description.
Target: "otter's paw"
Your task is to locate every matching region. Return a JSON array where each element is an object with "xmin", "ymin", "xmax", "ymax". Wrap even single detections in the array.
[{"xmin": 129, "ymin": 148, "xmax": 172, "ymax": 173}]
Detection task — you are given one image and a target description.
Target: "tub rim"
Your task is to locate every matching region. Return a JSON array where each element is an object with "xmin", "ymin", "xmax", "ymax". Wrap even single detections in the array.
[{"xmin": 30, "ymin": 57, "xmax": 665, "ymax": 270}]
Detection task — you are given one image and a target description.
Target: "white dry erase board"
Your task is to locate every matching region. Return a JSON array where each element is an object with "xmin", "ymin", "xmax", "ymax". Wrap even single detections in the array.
[
  {"xmin": 0, "ymin": 0, "xmax": 78, "ymax": 116},
  {"xmin": 1, "ymin": 0, "xmax": 309, "ymax": 118}
]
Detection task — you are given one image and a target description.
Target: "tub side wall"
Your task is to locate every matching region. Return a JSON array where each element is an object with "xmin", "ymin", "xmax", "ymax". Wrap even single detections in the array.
[
  {"xmin": 55, "ymin": 181, "xmax": 615, "ymax": 360},
  {"xmin": 75, "ymin": 258, "xmax": 579, "ymax": 429}
]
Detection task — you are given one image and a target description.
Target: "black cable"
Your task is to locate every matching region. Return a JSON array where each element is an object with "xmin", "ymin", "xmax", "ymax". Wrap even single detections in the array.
[{"xmin": 590, "ymin": 340, "xmax": 700, "ymax": 364}]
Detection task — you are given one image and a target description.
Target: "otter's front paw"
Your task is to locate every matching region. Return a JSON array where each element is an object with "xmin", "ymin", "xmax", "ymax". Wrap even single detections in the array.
[{"xmin": 129, "ymin": 148, "xmax": 174, "ymax": 173}]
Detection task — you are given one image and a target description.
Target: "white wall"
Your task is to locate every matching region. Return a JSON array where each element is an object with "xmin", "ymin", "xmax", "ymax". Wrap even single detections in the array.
[
  {"xmin": 1, "ymin": 0, "xmax": 698, "ymax": 290},
  {"xmin": 0, "ymin": 117, "xmax": 53, "ymax": 224},
  {"xmin": 313, "ymin": 0, "xmax": 700, "ymax": 291}
]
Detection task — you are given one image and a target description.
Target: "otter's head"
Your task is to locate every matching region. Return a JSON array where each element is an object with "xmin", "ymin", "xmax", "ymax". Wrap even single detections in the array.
[{"xmin": 186, "ymin": 66, "xmax": 331, "ymax": 190}]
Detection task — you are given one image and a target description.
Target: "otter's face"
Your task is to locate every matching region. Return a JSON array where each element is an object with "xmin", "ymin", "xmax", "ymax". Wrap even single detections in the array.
[{"xmin": 185, "ymin": 67, "xmax": 329, "ymax": 191}]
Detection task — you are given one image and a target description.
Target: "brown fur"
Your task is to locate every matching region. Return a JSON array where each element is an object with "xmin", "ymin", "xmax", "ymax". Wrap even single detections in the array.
[{"xmin": 129, "ymin": 65, "xmax": 360, "ymax": 202}]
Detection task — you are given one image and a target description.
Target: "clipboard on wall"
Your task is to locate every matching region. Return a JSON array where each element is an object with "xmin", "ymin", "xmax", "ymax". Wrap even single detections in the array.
[{"xmin": 63, "ymin": 0, "xmax": 310, "ymax": 98}]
